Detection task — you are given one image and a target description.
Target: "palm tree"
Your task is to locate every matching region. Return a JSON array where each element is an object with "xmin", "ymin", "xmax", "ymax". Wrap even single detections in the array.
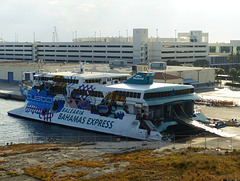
[
  {"xmin": 229, "ymin": 68, "xmax": 238, "ymax": 83},
  {"xmin": 215, "ymin": 68, "xmax": 225, "ymax": 86}
]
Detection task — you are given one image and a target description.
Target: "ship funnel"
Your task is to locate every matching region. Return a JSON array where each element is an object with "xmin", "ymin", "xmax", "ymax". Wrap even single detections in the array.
[{"xmin": 125, "ymin": 72, "xmax": 155, "ymax": 85}]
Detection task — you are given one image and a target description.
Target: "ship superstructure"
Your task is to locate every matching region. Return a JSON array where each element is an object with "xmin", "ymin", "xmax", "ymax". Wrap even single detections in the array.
[{"xmin": 8, "ymin": 68, "xmax": 208, "ymax": 140}]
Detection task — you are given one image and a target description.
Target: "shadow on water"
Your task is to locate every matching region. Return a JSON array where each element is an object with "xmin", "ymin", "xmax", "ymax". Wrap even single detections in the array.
[
  {"xmin": 1, "ymin": 98, "xmax": 126, "ymax": 143},
  {"xmin": 163, "ymin": 123, "xmax": 206, "ymax": 142}
]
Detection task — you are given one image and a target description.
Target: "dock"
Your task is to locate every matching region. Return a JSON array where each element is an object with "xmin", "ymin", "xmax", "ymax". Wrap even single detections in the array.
[{"xmin": 0, "ymin": 82, "xmax": 24, "ymax": 101}]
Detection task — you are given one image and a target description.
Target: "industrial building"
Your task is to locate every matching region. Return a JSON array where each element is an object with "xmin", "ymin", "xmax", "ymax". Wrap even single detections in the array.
[
  {"xmin": 0, "ymin": 29, "xmax": 208, "ymax": 65},
  {"xmin": 0, "ymin": 61, "xmax": 215, "ymax": 92}
]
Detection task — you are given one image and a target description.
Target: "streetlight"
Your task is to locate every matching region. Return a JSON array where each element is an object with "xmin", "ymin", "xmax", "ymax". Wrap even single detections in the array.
[
  {"xmin": 33, "ymin": 32, "xmax": 35, "ymax": 43},
  {"xmin": 156, "ymin": 29, "xmax": 158, "ymax": 42},
  {"xmin": 119, "ymin": 31, "xmax": 121, "ymax": 42},
  {"xmin": 99, "ymin": 30, "xmax": 101, "ymax": 42},
  {"xmin": 75, "ymin": 31, "xmax": 78, "ymax": 42},
  {"xmin": 196, "ymin": 69, "xmax": 201, "ymax": 83},
  {"xmin": 175, "ymin": 29, "xmax": 177, "ymax": 42}
]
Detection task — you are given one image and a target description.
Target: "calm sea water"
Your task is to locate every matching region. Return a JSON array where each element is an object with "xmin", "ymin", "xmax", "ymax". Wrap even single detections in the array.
[
  {"xmin": 0, "ymin": 98, "xmax": 108, "ymax": 144},
  {"xmin": 1, "ymin": 98, "xmax": 240, "ymax": 144}
]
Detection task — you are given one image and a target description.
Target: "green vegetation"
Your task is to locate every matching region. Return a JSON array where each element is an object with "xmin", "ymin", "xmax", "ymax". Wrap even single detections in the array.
[
  {"xmin": 166, "ymin": 60, "xmax": 181, "ymax": 66},
  {"xmin": 228, "ymin": 68, "xmax": 240, "ymax": 83},
  {"xmin": 215, "ymin": 68, "xmax": 225, "ymax": 83},
  {"xmin": 98, "ymin": 149, "xmax": 240, "ymax": 181},
  {"xmin": 228, "ymin": 51, "xmax": 240, "ymax": 65},
  {"xmin": 23, "ymin": 148, "xmax": 240, "ymax": 181},
  {"xmin": 0, "ymin": 143, "xmax": 61, "ymax": 157},
  {"xmin": 2, "ymin": 144, "xmax": 240, "ymax": 180},
  {"xmin": 193, "ymin": 59, "xmax": 209, "ymax": 67}
]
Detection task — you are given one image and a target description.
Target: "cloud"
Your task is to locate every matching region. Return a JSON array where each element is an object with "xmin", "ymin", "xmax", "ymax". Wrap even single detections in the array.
[{"xmin": 0, "ymin": 0, "xmax": 240, "ymax": 42}]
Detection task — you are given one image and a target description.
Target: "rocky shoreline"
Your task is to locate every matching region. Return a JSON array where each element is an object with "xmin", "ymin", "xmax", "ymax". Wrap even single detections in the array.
[{"xmin": 1, "ymin": 140, "xmax": 240, "ymax": 181}]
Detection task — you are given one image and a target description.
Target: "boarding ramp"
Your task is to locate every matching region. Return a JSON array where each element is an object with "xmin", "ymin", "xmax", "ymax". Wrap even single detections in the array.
[
  {"xmin": 141, "ymin": 120, "xmax": 158, "ymax": 134},
  {"xmin": 173, "ymin": 111, "xmax": 233, "ymax": 138}
]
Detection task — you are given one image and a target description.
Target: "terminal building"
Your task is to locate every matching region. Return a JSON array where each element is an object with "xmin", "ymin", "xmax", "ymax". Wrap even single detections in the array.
[
  {"xmin": 0, "ymin": 29, "xmax": 208, "ymax": 65},
  {"xmin": 208, "ymin": 40, "xmax": 240, "ymax": 66}
]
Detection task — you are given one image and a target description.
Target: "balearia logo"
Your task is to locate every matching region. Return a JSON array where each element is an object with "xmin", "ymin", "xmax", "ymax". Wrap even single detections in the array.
[{"xmin": 133, "ymin": 75, "xmax": 144, "ymax": 80}]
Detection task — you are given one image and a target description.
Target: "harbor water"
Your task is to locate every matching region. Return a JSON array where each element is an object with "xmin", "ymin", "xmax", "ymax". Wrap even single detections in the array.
[
  {"xmin": 0, "ymin": 98, "xmax": 110, "ymax": 144},
  {"xmin": 1, "ymin": 95, "xmax": 240, "ymax": 144}
]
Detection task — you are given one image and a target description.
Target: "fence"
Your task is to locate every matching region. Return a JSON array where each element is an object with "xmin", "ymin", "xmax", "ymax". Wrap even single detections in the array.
[{"xmin": 1, "ymin": 132, "xmax": 240, "ymax": 152}]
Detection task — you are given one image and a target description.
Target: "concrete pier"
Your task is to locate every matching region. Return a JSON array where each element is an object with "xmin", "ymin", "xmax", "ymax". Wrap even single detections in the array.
[{"xmin": 0, "ymin": 82, "xmax": 24, "ymax": 101}]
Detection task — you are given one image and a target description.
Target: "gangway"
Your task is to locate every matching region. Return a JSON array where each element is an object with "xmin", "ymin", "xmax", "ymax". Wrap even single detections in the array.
[
  {"xmin": 173, "ymin": 112, "xmax": 233, "ymax": 138},
  {"xmin": 141, "ymin": 120, "xmax": 158, "ymax": 134}
]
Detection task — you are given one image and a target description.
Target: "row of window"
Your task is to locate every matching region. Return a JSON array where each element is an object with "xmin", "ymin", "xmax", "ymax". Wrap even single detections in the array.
[
  {"xmin": 144, "ymin": 91, "xmax": 171, "ymax": 99},
  {"xmin": 37, "ymin": 45, "xmax": 133, "ymax": 48},
  {"xmin": 34, "ymin": 76, "xmax": 79, "ymax": 84},
  {"xmin": 37, "ymin": 54, "xmax": 133, "ymax": 58},
  {"xmin": 0, "ymin": 45, "xmax": 32, "ymax": 47},
  {"xmin": 162, "ymin": 51, "xmax": 205, "ymax": 54},
  {"xmin": 144, "ymin": 89, "xmax": 193, "ymax": 99},
  {"xmin": 209, "ymin": 46, "xmax": 240, "ymax": 53},
  {"xmin": 72, "ymin": 89, "xmax": 104, "ymax": 98},
  {"xmin": 114, "ymin": 91, "xmax": 141, "ymax": 98},
  {"xmin": 161, "ymin": 56, "xmax": 206, "ymax": 60},
  {"xmin": 85, "ymin": 79, "xmax": 101, "ymax": 83},
  {"xmin": 162, "ymin": 45, "xmax": 206, "ymax": 48},
  {"xmin": 0, "ymin": 58, "xmax": 32, "ymax": 61},
  {"xmin": 36, "ymin": 50, "xmax": 133, "ymax": 53},
  {"xmin": 0, "ymin": 54, "xmax": 32, "ymax": 56},
  {"xmin": 175, "ymin": 89, "xmax": 194, "ymax": 95},
  {"xmin": 0, "ymin": 49, "xmax": 32, "ymax": 51}
]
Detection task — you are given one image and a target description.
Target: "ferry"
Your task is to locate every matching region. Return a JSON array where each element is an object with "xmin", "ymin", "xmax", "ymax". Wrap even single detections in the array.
[{"xmin": 8, "ymin": 64, "xmax": 208, "ymax": 140}]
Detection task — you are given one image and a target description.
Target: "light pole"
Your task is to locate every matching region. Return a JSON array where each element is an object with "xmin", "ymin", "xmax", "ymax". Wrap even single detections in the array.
[
  {"xmin": 196, "ymin": 69, "xmax": 201, "ymax": 83},
  {"xmin": 33, "ymin": 32, "xmax": 35, "ymax": 43},
  {"xmin": 119, "ymin": 31, "xmax": 121, "ymax": 42},
  {"xmin": 99, "ymin": 30, "xmax": 101, "ymax": 42},
  {"xmin": 175, "ymin": 29, "xmax": 177, "ymax": 42},
  {"xmin": 75, "ymin": 31, "xmax": 77, "ymax": 42},
  {"xmin": 156, "ymin": 29, "xmax": 158, "ymax": 42}
]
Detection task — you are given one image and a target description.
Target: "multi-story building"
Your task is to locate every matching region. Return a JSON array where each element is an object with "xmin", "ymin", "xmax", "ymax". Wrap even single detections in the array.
[
  {"xmin": 0, "ymin": 29, "xmax": 209, "ymax": 65},
  {"xmin": 208, "ymin": 40, "xmax": 240, "ymax": 66}
]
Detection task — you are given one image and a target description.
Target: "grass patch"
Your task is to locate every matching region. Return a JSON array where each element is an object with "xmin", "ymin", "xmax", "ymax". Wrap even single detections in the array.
[
  {"xmin": 8, "ymin": 145, "xmax": 240, "ymax": 180},
  {"xmin": 0, "ymin": 143, "xmax": 61, "ymax": 157},
  {"xmin": 0, "ymin": 160, "xmax": 8, "ymax": 163},
  {"xmin": 24, "ymin": 166, "xmax": 57, "ymax": 181},
  {"xmin": 53, "ymin": 159, "xmax": 105, "ymax": 169},
  {"xmin": 94, "ymin": 148, "xmax": 240, "ymax": 181}
]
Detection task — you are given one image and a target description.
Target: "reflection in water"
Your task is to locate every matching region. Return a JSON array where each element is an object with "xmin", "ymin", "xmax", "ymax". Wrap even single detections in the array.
[
  {"xmin": 1, "ymin": 97, "xmax": 240, "ymax": 144},
  {"xmin": 0, "ymin": 99, "xmax": 109, "ymax": 144}
]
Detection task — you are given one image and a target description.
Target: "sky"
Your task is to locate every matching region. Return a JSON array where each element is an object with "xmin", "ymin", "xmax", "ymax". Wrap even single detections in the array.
[{"xmin": 1, "ymin": 0, "xmax": 240, "ymax": 43}]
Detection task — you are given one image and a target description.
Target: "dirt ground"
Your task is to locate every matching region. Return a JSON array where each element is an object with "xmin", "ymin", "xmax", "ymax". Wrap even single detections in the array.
[{"xmin": 1, "ymin": 133, "xmax": 240, "ymax": 181}]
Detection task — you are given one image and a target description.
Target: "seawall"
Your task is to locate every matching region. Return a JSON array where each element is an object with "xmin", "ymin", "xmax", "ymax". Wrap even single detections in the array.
[{"xmin": 0, "ymin": 82, "xmax": 24, "ymax": 101}]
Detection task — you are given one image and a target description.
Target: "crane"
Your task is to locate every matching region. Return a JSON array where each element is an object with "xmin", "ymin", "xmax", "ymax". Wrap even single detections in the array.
[{"xmin": 53, "ymin": 26, "xmax": 58, "ymax": 42}]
